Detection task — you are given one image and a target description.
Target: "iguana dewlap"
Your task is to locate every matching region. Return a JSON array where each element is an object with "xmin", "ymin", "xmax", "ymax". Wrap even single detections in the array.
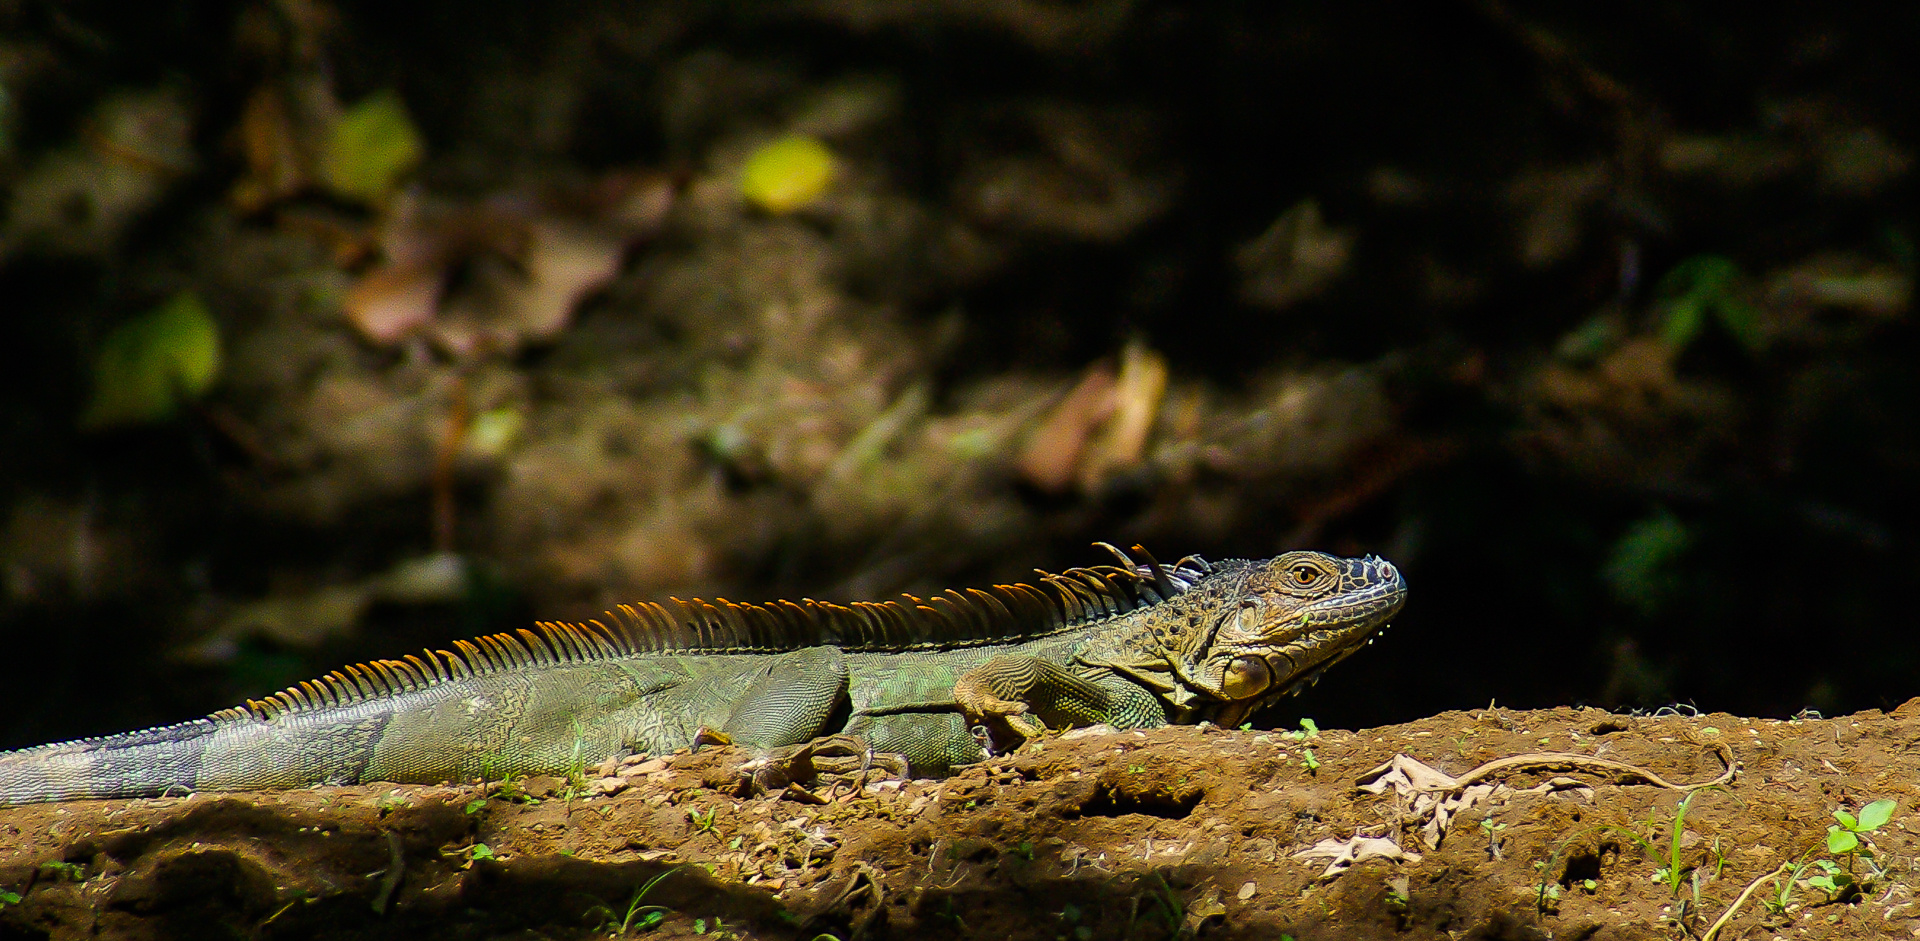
[{"xmin": 0, "ymin": 545, "xmax": 1405, "ymax": 804}]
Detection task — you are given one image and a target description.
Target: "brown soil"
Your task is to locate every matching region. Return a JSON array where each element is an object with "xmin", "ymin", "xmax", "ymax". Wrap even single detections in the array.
[{"xmin": 6, "ymin": 703, "xmax": 1919, "ymax": 941}]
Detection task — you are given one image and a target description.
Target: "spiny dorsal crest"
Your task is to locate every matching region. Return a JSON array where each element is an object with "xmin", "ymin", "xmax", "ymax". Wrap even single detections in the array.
[{"xmin": 216, "ymin": 544, "xmax": 1209, "ymax": 723}]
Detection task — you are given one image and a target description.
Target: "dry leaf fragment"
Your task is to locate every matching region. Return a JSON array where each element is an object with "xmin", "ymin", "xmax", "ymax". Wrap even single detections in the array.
[
  {"xmin": 1358, "ymin": 754, "xmax": 1498, "ymax": 849},
  {"xmin": 1018, "ymin": 361, "xmax": 1117, "ymax": 492},
  {"xmin": 343, "ymin": 261, "xmax": 445, "ymax": 345},
  {"xmin": 1077, "ymin": 340, "xmax": 1167, "ymax": 490},
  {"xmin": 1292, "ymin": 835, "xmax": 1422, "ymax": 880},
  {"xmin": 1235, "ymin": 200, "xmax": 1354, "ymax": 308}
]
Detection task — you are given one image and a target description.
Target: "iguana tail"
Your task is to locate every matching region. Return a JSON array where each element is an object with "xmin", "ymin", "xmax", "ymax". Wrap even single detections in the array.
[{"xmin": 0, "ymin": 714, "xmax": 315, "ymax": 804}]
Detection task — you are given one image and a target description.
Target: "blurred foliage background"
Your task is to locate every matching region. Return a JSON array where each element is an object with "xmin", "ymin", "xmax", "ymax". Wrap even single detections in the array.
[{"xmin": 1, "ymin": 0, "xmax": 1915, "ymax": 748}]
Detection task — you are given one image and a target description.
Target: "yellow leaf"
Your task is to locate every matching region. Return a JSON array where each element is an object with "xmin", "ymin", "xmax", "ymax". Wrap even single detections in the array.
[{"xmin": 740, "ymin": 134, "xmax": 836, "ymax": 213}]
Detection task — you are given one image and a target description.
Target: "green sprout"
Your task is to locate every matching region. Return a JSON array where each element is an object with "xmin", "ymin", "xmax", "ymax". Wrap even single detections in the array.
[
  {"xmin": 1648, "ymin": 790, "xmax": 1703, "ymax": 899},
  {"xmin": 586, "ymin": 868, "xmax": 683, "ymax": 936}
]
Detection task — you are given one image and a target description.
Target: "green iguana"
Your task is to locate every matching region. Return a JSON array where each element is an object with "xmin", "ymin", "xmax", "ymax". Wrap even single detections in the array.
[{"xmin": 0, "ymin": 545, "xmax": 1405, "ymax": 805}]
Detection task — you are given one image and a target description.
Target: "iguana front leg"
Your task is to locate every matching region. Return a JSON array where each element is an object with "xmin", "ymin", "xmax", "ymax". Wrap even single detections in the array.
[{"xmin": 952, "ymin": 655, "xmax": 1167, "ymax": 753}]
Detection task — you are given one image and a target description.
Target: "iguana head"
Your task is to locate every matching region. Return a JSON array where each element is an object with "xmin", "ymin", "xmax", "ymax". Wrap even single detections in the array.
[{"xmin": 1155, "ymin": 550, "xmax": 1406, "ymax": 724}]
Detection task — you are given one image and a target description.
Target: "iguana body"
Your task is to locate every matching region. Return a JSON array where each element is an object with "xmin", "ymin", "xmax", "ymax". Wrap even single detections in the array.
[{"xmin": 0, "ymin": 546, "xmax": 1405, "ymax": 805}]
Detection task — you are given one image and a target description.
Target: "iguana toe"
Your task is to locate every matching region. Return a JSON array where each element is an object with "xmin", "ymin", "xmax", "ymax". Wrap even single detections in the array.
[{"xmin": 717, "ymin": 735, "xmax": 907, "ymax": 801}]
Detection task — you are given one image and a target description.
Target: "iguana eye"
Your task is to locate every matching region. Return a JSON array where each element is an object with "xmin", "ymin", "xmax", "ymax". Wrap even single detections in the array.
[{"xmin": 1290, "ymin": 564, "xmax": 1321, "ymax": 585}]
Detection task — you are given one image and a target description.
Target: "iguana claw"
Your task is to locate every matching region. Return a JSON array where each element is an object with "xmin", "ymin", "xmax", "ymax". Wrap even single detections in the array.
[{"xmin": 709, "ymin": 732, "xmax": 908, "ymax": 801}]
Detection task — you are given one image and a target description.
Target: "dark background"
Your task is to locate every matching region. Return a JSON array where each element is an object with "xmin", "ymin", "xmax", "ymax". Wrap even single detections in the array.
[{"xmin": 2, "ymin": 1, "xmax": 1916, "ymax": 749}]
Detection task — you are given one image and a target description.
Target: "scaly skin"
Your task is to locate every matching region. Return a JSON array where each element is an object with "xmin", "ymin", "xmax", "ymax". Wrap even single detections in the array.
[{"xmin": 0, "ymin": 547, "xmax": 1405, "ymax": 804}]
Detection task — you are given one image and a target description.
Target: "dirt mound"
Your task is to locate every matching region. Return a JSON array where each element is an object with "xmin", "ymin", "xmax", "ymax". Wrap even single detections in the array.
[{"xmin": 6, "ymin": 704, "xmax": 1918, "ymax": 940}]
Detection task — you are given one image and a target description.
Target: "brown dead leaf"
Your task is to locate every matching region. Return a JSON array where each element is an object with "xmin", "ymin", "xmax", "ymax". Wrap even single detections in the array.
[
  {"xmin": 1507, "ymin": 161, "xmax": 1609, "ymax": 268},
  {"xmin": 1018, "ymin": 361, "xmax": 1117, "ymax": 492},
  {"xmin": 231, "ymin": 86, "xmax": 309, "ymax": 213},
  {"xmin": 1293, "ymin": 835, "xmax": 1423, "ymax": 880},
  {"xmin": 342, "ymin": 176, "xmax": 673, "ymax": 355},
  {"xmin": 1076, "ymin": 340, "xmax": 1166, "ymax": 490},
  {"xmin": 1767, "ymin": 254, "xmax": 1910, "ymax": 319},
  {"xmin": 343, "ymin": 261, "xmax": 444, "ymax": 345},
  {"xmin": 428, "ymin": 221, "xmax": 626, "ymax": 357},
  {"xmin": 1235, "ymin": 200, "xmax": 1354, "ymax": 308}
]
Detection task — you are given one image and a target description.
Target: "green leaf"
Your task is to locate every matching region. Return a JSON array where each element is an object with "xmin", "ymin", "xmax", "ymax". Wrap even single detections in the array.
[
  {"xmin": 1711, "ymin": 294, "xmax": 1765, "ymax": 353},
  {"xmin": 1660, "ymin": 294, "xmax": 1708, "ymax": 350},
  {"xmin": 1602, "ymin": 508, "xmax": 1692, "ymax": 616},
  {"xmin": 740, "ymin": 134, "xmax": 836, "ymax": 213},
  {"xmin": 1857, "ymin": 799, "xmax": 1896, "ymax": 832},
  {"xmin": 1834, "ymin": 809, "xmax": 1859, "ymax": 830},
  {"xmin": 1827, "ymin": 827, "xmax": 1858, "ymax": 855},
  {"xmin": 1655, "ymin": 255, "xmax": 1763, "ymax": 354},
  {"xmin": 82, "ymin": 291, "xmax": 222, "ymax": 429},
  {"xmin": 323, "ymin": 90, "xmax": 424, "ymax": 205}
]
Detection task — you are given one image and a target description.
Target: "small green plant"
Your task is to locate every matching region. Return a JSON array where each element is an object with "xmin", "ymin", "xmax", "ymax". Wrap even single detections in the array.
[
  {"xmin": 1532, "ymin": 860, "xmax": 1564, "ymax": 914},
  {"xmin": 1480, "ymin": 817, "xmax": 1508, "ymax": 860},
  {"xmin": 1647, "ymin": 791, "xmax": 1702, "ymax": 899},
  {"xmin": 586, "ymin": 868, "xmax": 682, "ymax": 936},
  {"xmin": 1805, "ymin": 799, "xmax": 1896, "ymax": 900},
  {"xmin": 463, "ymin": 798, "xmax": 488, "ymax": 815},
  {"xmin": 562, "ymin": 719, "xmax": 592, "ymax": 801},
  {"xmin": 1384, "ymin": 874, "xmax": 1410, "ymax": 908},
  {"xmin": 1801, "ymin": 859, "xmax": 1850, "ymax": 898},
  {"xmin": 1283, "ymin": 718, "xmax": 1322, "ymax": 770},
  {"xmin": 1133, "ymin": 873, "xmax": 1186, "ymax": 935},
  {"xmin": 1059, "ymin": 905, "xmax": 1093, "ymax": 941},
  {"xmin": 36, "ymin": 861, "xmax": 86, "ymax": 882},
  {"xmin": 689, "ymin": 806, "xmax": 719, "ymax": 835},
  {"xmin": 491, "ymin": 777, "xmax": 539, "ymax": 805},
  {"xmin": 0, "ymin": 889, "xmax": 21, "ymax": 911},
  {"xmin": 466, "ymin": 843, "xmax": 497, "ymax": 862},
  {"xmin": 1763, "ymin": 856, "xmax": 1817, "ymax": 916},
  {"xmin": 1828, "ymin": 799, "xmax": 1894, "ymax": 857},
  {"xmin": 931, "ymin": 895, "xmax": 968, "ymax": 931}
]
